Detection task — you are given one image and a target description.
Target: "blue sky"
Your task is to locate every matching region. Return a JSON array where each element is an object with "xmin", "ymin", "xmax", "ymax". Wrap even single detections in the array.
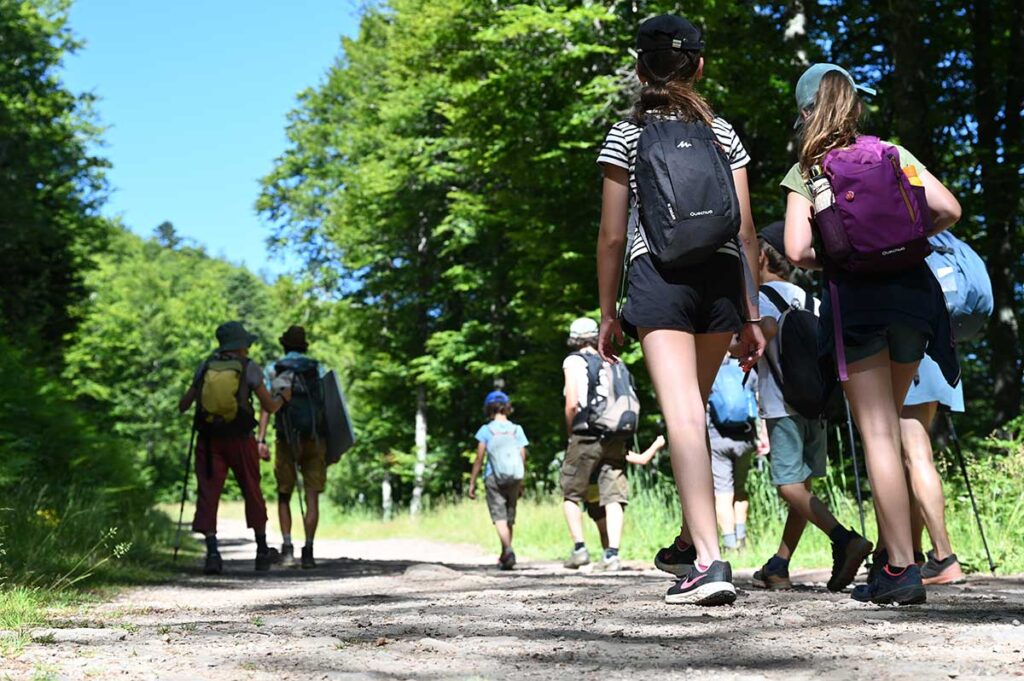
[{"xmin": 62, "ymin": 1, "xmax": 360, "ymax": 278}]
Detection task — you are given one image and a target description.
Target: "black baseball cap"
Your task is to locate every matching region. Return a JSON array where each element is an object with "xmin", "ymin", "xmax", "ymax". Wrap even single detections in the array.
[
  {"xmin": 758, "ymin": 221, "xmax": 786, "ymax": 255},
  {"xmin": 636, "ymin": 15, "xmax": 704, "ymax": 54}
]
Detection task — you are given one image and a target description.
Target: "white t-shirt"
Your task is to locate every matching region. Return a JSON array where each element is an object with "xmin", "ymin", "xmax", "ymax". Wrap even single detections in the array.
[
  {"xmin": 562, "ymin": 350, "xmax": 596, "ymax": 414},
  {"xmin": 597, "ymin": 115, "xmax": 751, "ymax": 263},
  {"xmin": 757, "ymin": 281, "xmax": 821, "ymax": 419}
]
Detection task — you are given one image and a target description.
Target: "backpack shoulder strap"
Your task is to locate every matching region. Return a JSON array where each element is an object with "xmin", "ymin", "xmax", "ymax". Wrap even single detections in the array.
[
  {"xmin": 573, "ymin": 351, "xmax": 602, "ymax": 403},
  {"xmin": 761, "ymin": 284, "xmax": 792, "ymax": 314}
]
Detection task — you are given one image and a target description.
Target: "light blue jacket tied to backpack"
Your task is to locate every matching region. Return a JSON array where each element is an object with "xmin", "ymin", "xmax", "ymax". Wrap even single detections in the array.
[
  {"xmin": 926, "ymin": 231, "xmax": 993, "ymax": 343},
  {"xmin": 708, "ymin": 358, "xmax": 758, "ymax": 432},
  {"xmin": 484, "ymin": 421, "xmax": 526, "ymax": 483}
]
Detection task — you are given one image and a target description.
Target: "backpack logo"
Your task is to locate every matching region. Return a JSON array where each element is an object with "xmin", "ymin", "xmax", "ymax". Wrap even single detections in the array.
[
  {"xmin": 689, "ymin": 209, "xmax": 714, "ymax": 217},
  {"xmin": 676, "ymin": 140, "xmax": 693, "ymax": 149},
  {"xmin": 881, "ymin": 247, "xmax": 906, "ymax": 256}
]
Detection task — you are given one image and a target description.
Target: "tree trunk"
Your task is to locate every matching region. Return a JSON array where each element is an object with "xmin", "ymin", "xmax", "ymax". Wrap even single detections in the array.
[
  {"xmin": 381, "ymin": 470, "xmax": 393, "ymax": 521},
  {"xmin": 972, "ymin": 0, "xmax": 1023, "ymax": 425},
  {"xmin": 883, "ymin": 0, "xmax": 936, "ymax": 166},
  {"xmin": 409, "ymin": 384, "xmax": 428, "ymax": 516}
]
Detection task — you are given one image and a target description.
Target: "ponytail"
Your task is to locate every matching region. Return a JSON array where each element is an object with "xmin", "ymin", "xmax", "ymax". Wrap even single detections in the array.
[
  {"xmin": 798, "ymin": 71, "xmax": 862, "ymax": 174},
  {"xmin": 633, "ymin": 50, "xmax": 714, "ymax": 126}
]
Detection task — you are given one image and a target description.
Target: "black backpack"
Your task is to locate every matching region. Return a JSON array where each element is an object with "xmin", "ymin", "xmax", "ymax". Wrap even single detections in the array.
[
  {"xmin": 274, "ymin": 356, "xmax": 326, "ymax": 440},
  {"xmin": 760, "ymin": 285, "xmax": 839, "ymax": 420},
  {"xmin": 635, "ymin": 119, "xmax": 741, "ymax": 270}
]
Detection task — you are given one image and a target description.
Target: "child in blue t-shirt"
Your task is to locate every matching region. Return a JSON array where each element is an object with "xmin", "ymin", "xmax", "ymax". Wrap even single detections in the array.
[{"xmin": 467, "ymin": 391, "xmax": 528, "ymax": 570}]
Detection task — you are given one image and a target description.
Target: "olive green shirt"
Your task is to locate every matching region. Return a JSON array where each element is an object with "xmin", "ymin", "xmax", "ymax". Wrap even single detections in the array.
[{"xmin": 780, "ymin": 142, "xmax": 926, "ymax": 200}]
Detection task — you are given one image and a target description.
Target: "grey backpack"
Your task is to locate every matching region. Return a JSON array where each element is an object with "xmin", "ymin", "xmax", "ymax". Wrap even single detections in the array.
[
  {"xmin": 486, "ymin": 422, "xmax": 525, "ymax": 483},
  {"xmin": 571, "ymin": 353, "xmax": 640, "ymax": 439}
]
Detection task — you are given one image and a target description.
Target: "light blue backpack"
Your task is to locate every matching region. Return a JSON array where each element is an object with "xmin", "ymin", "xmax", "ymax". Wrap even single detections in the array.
[
  {"xmin": 926, "ymin": 232, "xmax": 993, "ymax": 342},
  {"xmin": 486, "ymin": 422, "xmax": 525, "ymax": 483},
  {"xmin": 708, "ymin": 360, "xmax": 758, "ymax": 431}
]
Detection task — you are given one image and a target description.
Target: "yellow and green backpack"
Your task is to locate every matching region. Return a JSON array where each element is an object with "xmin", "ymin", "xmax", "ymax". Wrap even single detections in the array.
[{"xmin": 196, "ymin": 353, "xmax": 256, "ymax": 435}]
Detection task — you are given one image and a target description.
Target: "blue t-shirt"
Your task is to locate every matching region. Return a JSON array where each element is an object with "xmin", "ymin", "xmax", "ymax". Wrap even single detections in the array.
[
  {"xmin": 264, "ymin": 351, "xmax": 327, "ymax": 388},
  {"xmin": 475, "ymin": 420, "xmax": 528, "ymax": 477}
]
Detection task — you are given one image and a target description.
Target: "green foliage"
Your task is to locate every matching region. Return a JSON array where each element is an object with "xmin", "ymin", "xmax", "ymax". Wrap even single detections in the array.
[{"xmin": 0, "ymin": 0, "xmax": 109, "ymax": 352}]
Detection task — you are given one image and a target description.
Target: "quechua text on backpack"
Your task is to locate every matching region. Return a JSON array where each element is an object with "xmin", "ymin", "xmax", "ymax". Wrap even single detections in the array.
[
  {"xmin": 708, "ymin": 360, "xmax": 758, "ymax": 435},
  {"xmin": 486, "ymin": 422, "xmax": 525, "ymax": 484},
  {"xmin": 196, "ymin": 353, "xmax": 257, "ymax": 436},
  {"xmin": 760, "ymin": 285, "xmax": 840, "ymax": 420},
  {"xmin": 274, "ymin": 356, "xmax": 326, "ymax": 441},
  {"xmin": 926, "ymin": 231, "xmax": 993, "ymax": 343},
  {"xmin": 635, "ymin": 119, "xmax": 741, "ymax": 270},
  {"xmin": 571, "ymin": 352, "xmax": 640, "ymax": 440}
]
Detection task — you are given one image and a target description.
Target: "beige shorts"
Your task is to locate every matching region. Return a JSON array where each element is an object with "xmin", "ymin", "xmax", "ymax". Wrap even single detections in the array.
[
  {"xmin": 275, "ymin": 438, "xmax": 327, "ymax": 494},
  {"xmin": 560, "ymin": 435, "xmax": 628, "ymax": 506}
]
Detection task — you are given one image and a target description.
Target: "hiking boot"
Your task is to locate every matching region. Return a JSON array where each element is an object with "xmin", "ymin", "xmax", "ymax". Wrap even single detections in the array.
[
  {"xmin": 255, "ymin": 549, "xmax": 273, "ymax": 572},
  {"xmin": 564, "ymin": 546, "xmax": 590, "ymax": 569},
  {"xmin": 665, "ymin": 560, "xmax": 736, "ymax": 606},
  {"xmin": 852, "ymin": 563, "xmax": 926, "ymax": 605},
  {"xmin": 921, "ymin": 551, "xmax": 965, "ymax": 585},
  {"xmin": 828, "ymin": 530, "xmax": 873, "ymax": 592},
  {"xmin": 203, "ymin": 553, "xmax": 223, "ymax": 575},
  {"xmin": 654, "ymin": 537, "xmax": 697, "ymax": 577},
  {"xmin": 498, "ymin": 548, "xmax": 516, "ymax": 571},
  {"xmin": 752, "ymin": 561, "xmax": 792, "ymax": 591},
  {"xmin": 591, "ymin": 554, "xmax": 622, "ymax": 573},
  {"xmin": 278, "ymin": 543, "xmax": 296, "ymax": 568},
  {"xmin": 300, "ymin": 545, "xmax": 316, "ymax": 569}
]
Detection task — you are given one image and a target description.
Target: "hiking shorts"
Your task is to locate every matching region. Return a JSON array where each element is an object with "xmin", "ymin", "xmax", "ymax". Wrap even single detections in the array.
[
  {"xmin": 583, "ymin": 463, "xmax": 630, "ymax": 520},
  {"xmin": 843, "ymin": 323, "xmax": 928, "ymax": 366},
  {"xmin": 561, "ymin": 435, "xmax": 628, "ymax": 506},
  {"xmin": 275, "ymin": 438, "xmax": 327, "ymax": 494},
  {"xmin": 711, "ymin": 439, "xmax": 754, "ymax": 496},
  {"xmin": 767, "ymin": 415, "xmax": 827, "ymax": 486},
  {"xmin": 620, "ymin": 253, "xmax": 744, "ymax": 339},
  {"xmin": 484, "ymin": 475, "xmax": 522, "ymax": 524}
]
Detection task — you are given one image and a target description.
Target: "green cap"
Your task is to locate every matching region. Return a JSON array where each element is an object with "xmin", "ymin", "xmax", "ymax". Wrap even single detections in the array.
[
  {"xmin": 215, "ymin": 321, "xmax": 257, "ymax": 351},
  {"xmin": 795, "ymin": 63, "xmax": 876, "ymax": 115}
]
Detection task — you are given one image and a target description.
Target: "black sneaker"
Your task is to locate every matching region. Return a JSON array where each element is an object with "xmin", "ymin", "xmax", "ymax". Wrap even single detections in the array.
[
  {"xmin": 665, "ymin": 560, "xmax": 736, "ymax": 606},
  {"xmin": 255, "ymin": 549, "xmax": 273, "ymax": 572},
  {"xmin": 828, "ymin": 530, "xmax": 873, "ymax": 592},
  {"xmin": 203, "ymin": 552, "xmax": 223, "ymax": 575},
  {"xmin": 852, "ymin": 563, "xmax": 926, "ymax": 605},
  {"xmin": 752, "ymin": 561, "xmax": 792, "ymax": 590},
  {"xmin": 498, "ymin": 549, "xmax": 516, "ymax": 571},
  {"xmin": 654, "ymin": 538, "xmax": 697, "ymax": 577},
  {"xmin": 300, "ymin": 545, "xmax": 316, "ymax": 569}
]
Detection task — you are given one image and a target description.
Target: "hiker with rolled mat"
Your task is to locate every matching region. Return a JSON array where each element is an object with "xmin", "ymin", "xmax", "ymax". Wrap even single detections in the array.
[
  {"xmin": 178, "ymin": 321, "xmax": 291, "ymax": 575},
  {"xmin": 258, "ymin": 325, "xmax": 329, "ymax": 569}
]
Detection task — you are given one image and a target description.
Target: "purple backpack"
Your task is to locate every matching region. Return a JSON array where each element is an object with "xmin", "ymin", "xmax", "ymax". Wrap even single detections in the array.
[
  {"xmin": 810, "ymin": 136, "xmax": 933, "ymax": 380},
  {"xmin": 812, "ymin": 136, "xmax": 932, "ymax": 272}
]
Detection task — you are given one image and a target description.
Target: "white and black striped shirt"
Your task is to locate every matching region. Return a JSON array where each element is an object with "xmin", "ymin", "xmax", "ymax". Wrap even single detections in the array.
[{"xmin": 597, "ymin": 116, "xmax": 750, "ymax": 262}]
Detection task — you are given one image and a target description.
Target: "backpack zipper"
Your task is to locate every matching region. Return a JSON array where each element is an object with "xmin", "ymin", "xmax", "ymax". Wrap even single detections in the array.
[{"xmin": 890, "ymin": 156, "xmax": 916, "ymax": 222}]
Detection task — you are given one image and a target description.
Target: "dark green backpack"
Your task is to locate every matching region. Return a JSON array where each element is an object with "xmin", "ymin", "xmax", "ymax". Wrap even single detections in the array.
[{"xmin": 274, "ymin": 357, "xmax": 325, "ymax": 440}]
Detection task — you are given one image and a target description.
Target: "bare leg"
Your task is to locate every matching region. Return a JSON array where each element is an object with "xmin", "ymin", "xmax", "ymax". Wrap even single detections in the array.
[
  {"xmin": 303, "ymin": 489, "xmax": 319, "ymax": 543},
  {"xmin": 594, "ymin": 516, "xmax": 609, "ymax": 549},
  {"xmin": 494, "ymin": 520, "xmax": 512, "ymax": 551},
  {"xmin": 734, "ymin": 500, "xmax": 749, "ymax": 528},
  {"xmin": 605, "ymin": 503, "xmax": 624, "ymax": 550},
  {"xmin": 715, "ymin": 493, "xmax": 736, "ymax": 536},
  {"xmin": 776, "ymin": 508, "xmax": 808, "ymax": 561},
  {"xmin": 640, "ymin": 329, "xmax": 732, "ymax": 567},
  {"xmin": 900, "ymin": 401, "xmax": 954, "ymax": 559},
  {"xmin": 842, "ymin": 349, "xmax": 919, "ymax": 568},
  {"xmin": 278, "ymin": 494, "xmax": 292, "ymax": 540},
  {"xmin": 778, "ymin": 480, "xmax": 840, "ymax": 534},
  {"xmin": 563, "ymin": 501, "xmax": 585, "ymax": 544}
]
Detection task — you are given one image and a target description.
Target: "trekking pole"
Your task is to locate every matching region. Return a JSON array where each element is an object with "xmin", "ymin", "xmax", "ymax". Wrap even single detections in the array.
[
  {"xmin": 173, "ymin": 427, "xmax": 198, "ymax": 561},
  {"xmin": 842, "ymin": 396, "xmax": 867, "ymax": 537},
  {"xmin": 945, "ymin": 412, "xmax": 996, "ymax": 575}
]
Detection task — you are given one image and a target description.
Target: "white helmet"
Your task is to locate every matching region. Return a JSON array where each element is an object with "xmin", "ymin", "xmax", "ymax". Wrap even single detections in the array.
[{"xmin": 568, "ymin": 317, "xmax": 599, "ymax": 341}]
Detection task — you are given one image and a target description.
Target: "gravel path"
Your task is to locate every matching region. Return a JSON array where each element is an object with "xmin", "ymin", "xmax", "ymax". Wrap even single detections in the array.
[{"xmin": 7, "ymin": 521, "xmax": 1024, "ymax": 680}]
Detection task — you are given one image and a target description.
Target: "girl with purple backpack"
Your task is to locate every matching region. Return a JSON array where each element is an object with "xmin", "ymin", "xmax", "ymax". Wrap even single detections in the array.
[
  {"xmin": 596, "ymin": 15, "xmax": 765, "ymax": 606},
  {"xmin": 783, "ymin": 64, "xmax": 962, "ymax": 605}
]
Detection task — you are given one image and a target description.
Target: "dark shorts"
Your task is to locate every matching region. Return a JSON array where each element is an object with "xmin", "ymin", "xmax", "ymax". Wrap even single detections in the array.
[
  {"xmin": 620, "ymin": 253, "xmax": 744, "ymax": 339},
  {"xmin": 844, "ymin": 323, "xmax": 929, "ymax": 365},
  {"xmin": 485, "ymin": 476, "xmax": 521, "ymax": 524}
]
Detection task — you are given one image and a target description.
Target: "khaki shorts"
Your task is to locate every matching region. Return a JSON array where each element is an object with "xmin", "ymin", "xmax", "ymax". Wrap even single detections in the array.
[
  {"xmin": 485, "ymin": 476, "xmax": 522, "ymax": 524},
  {"xmin": 275, "ymin": 438, "xmax": 327, "ymax": 494},
  {"xmin": 561, "ymin": 435, "xmax": 628, "ymax": 506}
]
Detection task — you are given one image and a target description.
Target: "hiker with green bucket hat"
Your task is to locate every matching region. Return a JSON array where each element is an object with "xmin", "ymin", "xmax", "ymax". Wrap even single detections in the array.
[{"xmin": 178, "ymin": 321, "xmax": 291, "ymax": 575}]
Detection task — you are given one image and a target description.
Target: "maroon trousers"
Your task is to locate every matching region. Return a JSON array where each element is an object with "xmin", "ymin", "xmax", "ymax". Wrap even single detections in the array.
[{"xmin": 191, "ymin": 435, "xmax": 267, "ymax": 535}]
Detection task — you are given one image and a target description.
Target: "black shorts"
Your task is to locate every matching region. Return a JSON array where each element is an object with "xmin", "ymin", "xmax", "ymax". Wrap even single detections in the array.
[{"xmin": 620, "ymin": 253, "xmax": 744, "ymax": 339}]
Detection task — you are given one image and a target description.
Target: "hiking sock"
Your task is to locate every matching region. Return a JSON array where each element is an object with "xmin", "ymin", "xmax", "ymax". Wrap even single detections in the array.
[
  {"xmin": 605, "ymin": 548, "xmax": 619, "ymax": 560},
  {"xmin": 828, "ymin": 524, "xmax": 852, "ymax": 545},
  {"xmin": 255, "ymin": 533, "xmax": 268, "ymax": 553},
  {"xmin": 674, "ymin": 536, "xmax": 692, "ymax": 551},
  {"xmin": 282, "ymin": 533, "xmax": 292, "ymax": 546},
  {"xmin": 884, "ymin": 563, "xmax": 908, "ymax": 576},
  {"xmin": 305, "ymin": 539, "xmax": 314, "ymax": 549},
  {"xmin": 205, "ymin": 534, "xmax": 219, "ymax": 556},
  {"xmin": 723, "ymin": 533, "xmax": 738, "ymax": 550},
  {"xmin": 574, "ymin": 542, "xmax": 586, "ymax": 552},
  {"xmin": 735, "ymin": 523, "xmax": 747, "ymax": 541},
  {"xmin": 766, "ymin": 555, "xmax": 790, "ymax": 574}
]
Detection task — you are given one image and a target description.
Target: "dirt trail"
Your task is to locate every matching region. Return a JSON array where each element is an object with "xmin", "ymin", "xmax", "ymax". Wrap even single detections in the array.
[{"xmin": 7, "ymin": 520, "xmax": 1024, "ymax": 680}]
